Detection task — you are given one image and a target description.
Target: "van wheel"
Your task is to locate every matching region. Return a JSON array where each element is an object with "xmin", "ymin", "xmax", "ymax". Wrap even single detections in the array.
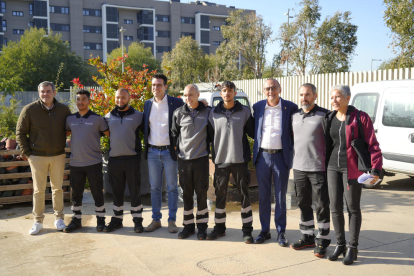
[{"xmin": 363, "ymin": 169, "xmax": 385, "ymax": 189}]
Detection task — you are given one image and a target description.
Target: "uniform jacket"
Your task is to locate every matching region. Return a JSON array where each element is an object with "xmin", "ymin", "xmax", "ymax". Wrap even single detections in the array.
[
  {"xmin": 322, "ymin": 105, "xmax": 383, "ymax": 180},
  {"xmin": 252, "ymin": 98, "xmax": 298, "ymax": 168}
]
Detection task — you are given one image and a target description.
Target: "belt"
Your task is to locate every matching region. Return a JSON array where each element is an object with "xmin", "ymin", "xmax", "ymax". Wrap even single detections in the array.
[
  {"xmin": 149, "ymin": 144, "xmax": 170, "ymax": 150},
  {"xmin": 260, "ymin": 148, "xmax": 282, "ymax": 154}
]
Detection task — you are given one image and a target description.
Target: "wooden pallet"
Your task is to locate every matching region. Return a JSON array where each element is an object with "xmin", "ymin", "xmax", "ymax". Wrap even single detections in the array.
[{"xmin": 0, "ymin": 148, "xmax": 71, "ymax": 205}]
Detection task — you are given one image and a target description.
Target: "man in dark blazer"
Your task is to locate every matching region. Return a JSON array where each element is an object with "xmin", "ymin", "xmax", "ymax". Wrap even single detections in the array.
[
  {"xmin": 142, "ymin": 73, "xmax": 184, "ymax": 233},
  {"xmin": 252, "ymin": 78, "xmax": 298, "ymax": 246}
]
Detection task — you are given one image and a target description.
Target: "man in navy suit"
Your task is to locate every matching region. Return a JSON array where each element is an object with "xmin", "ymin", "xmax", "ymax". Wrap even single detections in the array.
[
  {"xmin": 142, "ymin": 73, "xmax": 184, "ymax": 233},
  {"xmin": 252, "ymin": 78, "xmax": 298, "ymax": 246}
]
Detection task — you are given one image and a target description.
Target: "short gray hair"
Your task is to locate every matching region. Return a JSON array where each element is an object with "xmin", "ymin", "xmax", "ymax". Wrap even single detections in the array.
[
  {"xmin": 301, "ymin": 83, "xmax": 316, "ymax": 94},
  {"xmin": 38, "ymin": 81, "xmax": 56, "ymax": 92},
  {"xmin": 330, "ymin": 84, "xmax": 351, "ymax": 98},
  {"xmin": 185, "ymin": 84, "xmax": 200, "ymax": 94}
]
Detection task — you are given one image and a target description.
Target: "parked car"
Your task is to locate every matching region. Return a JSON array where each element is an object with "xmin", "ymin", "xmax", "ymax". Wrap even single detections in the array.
[
  {"xmin": 196, "ymin": 83, "xmax": 252, "ymax": 111},
  {"xmin": 350, "ymin": 80, "xmax": 414, "ymax": 188}
]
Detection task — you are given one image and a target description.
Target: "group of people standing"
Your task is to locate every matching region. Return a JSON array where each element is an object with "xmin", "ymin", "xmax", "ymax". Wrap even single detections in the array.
[{"xmin": 16, "ymin": 73, "xmax": 382, "ymax": 266}]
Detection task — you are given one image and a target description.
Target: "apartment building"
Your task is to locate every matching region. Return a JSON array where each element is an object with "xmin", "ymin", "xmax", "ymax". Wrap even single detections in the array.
[{"xmin": 0, "ymin": 0, "xmax": 254, "ymax": 61}]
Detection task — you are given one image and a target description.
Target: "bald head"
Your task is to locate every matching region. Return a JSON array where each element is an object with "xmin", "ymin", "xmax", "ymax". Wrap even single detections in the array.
[{"xmin": 183, "ymin": 84, "xmax": 200, "ymax": 109}]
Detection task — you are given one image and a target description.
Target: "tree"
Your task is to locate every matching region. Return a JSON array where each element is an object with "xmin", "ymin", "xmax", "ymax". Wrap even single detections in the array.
[
  {"xmin": 107, "ymin": 42, "xmax": 160, "ymax": 72},
  {"xmin": 0, "ymin": 27, "xmax": 90, "ymax": 91},
  {"xmin": 312, "ymin": 11, "xmax": 358, "ymax": 74},
  {"xmin": 161, "ymin": 36, "xmax": 210, "ymax": 90},
  {"xmin": 278, "ymin": 0, "xmax": 321, "ymax": 76},
  {"xmin": 218, "ymin": 9, "xmax": 273, "ymax": 80},
  {"xmin": 262, "ymin": 54, "xmax": 285, "ymax": 78},
  {"xmin": 383, "ymin": 0, "xmax": 414, "ymax": 68}
]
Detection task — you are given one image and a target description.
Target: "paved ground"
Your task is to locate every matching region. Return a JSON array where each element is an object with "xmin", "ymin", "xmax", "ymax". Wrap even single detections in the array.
[{"xmin": 0, "ymin": 174, "xmax": 413, "ymax": 275}]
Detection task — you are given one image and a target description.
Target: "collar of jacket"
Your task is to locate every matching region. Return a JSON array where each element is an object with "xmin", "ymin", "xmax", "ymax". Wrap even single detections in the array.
[
  {"xmin": 325, "ymin": 105, "xmax": 357, "ymax": 125},
  {"xmin": 37, "ymin": 98, "xmax": 58, "ymax": 112},
  {"xmin": 214, "ymin": 100, "xmax": 243, "ymax": 114},
  {"xmin": 299, "ymin": 104, "xmax": 320, "ymax": 116},
  {"xmin": 110, "ymin": 106, "xmax": 135, "ymax": 117},
  {"xmin": 179, "ymin": 101, "xmax": 206, "ymax": 115},
  {"xmin": 75, "ymin": 109, "xmax": 93, "ymax": 119}
]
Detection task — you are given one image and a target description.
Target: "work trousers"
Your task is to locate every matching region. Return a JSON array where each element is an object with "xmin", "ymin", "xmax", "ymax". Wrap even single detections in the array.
[
  {"xmin": 293, "ymin": 169, "xmax": 331, "ymax": 247},
  {"xmin": 28, "ymin": 154, "xmax": 66, "ymax": 223},
  {"xmin": 69, "ymin": 162, "xmax": 105, "ymax": 220},
  {"xmin": 178, "ymin": 156, "xmax": 209, "ymax": 231},
  {"xmin": 108, "ymin": 155, "xmax": 143, "ymax": 223},
  {"xmin": 327, "ymin": 166, "xmax": 362, "ymax": 248},
  {"xmin": 213, "ymin": 162, "xmax": 253, "ymax": 234}
]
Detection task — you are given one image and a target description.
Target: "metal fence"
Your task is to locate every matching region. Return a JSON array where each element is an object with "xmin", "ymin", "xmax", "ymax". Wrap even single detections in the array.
[{"xmin": 196, "ymin": 67, "xmax": 414, "ymax": 110}]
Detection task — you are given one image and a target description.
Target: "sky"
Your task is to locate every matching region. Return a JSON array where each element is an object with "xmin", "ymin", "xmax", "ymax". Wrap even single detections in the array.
[{"xmin": 164, "ymin": 0, "xmax": 396, "ymax": 72}]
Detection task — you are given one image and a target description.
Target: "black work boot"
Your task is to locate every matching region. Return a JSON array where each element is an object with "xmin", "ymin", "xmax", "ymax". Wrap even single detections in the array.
[
  {"xmin": 206, "ymin": 226, "xmax": 226, "ymax": 240},
  {"xmin": 243, "ymin": 232, "xmax": 254, "ymax": 244},
  {"xmin": 133, "ymin": 217, "xmax": 144, "ymax": 233},
  {"xmin": 96, "ymin": 217, "xmax": 105, "ymax": 232},
  {"xmin": 197, "ymin": 229, "xmax": 207, "ymax": 240},
  {"xmin": 103, "ymin": 217, "xmax": 123, "ymax": 232},
  {"xmin": 314, "ymin": 245, "xmax": 328, "ymax": 258},
  {"xmin": 290, "ymin": 234, "xmax": 316, "ymax": 250},
  {"xmin": 178, "ymin": 224, "xmax": 195, "ymax": 239},
  {"xmin": 64, "ymin": 217, "xmax": 82, "ymax": 233}
]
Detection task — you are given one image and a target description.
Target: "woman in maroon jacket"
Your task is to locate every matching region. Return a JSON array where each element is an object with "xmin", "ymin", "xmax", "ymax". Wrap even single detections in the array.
[{"xmin": 322, "ymin": 84, "xmax": 382, "ymax": 265}]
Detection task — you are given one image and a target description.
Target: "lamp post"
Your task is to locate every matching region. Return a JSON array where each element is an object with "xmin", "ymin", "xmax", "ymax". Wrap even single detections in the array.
[
  {"xmin": 119, "ymin": 26, "xmax": 126, "ymax": 73},
  {"xmin": 371, "ymin": 59, "xmax": 382, "ymax": 72},
  {"xmin": 284, "ymin": 9, "xmax": 294, "ymax": 77}
]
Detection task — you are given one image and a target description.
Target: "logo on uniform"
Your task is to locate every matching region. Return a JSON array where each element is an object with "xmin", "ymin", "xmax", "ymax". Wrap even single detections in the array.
[
  {"xmin": 85, "ymin": 122, "xmax": 93, "ymax": 125},
  {"xmin": 197, "ymin": 117, "xmax": 205, "ymax": 119},
  {"xmin": 71, "ymin": 123, "xmax": 78, "ymax": 126},
  {"xmin": 233, "ymin": 117, "xmax": 240, "ymax": 120},
  {"xmin": 125, "ymin": 118, "xmax": 133, "ymax": 121}
]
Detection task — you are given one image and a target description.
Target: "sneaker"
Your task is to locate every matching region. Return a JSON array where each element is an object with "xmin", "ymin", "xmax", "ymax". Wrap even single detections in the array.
[
  {"xmin": 103, "ymin": 218, "xmax": 123, "ymax": 232},
  {"xmin": 206, "ymin": 228, "xmax": 226, "ymax": 240},
  {"xmin": 29, "ymin": 222, "xmax": 43, "ymax": 235},
  {"xmin": 290, "ymin": 235, "xmax": 316, "ymax": 250},
  {"xmin": 243, "ymin": 233, "xmax": 254, "ymax": 244},
  {"xmin": 134, "ymin": 219, "xmax": 144, "ymax": 233},
  {"xmin": 168, "ymin": 221, "xmax": 178, "ymax": 233},
  {"xmin": 178, "ymin": 225, "xmax": 195, "ymax": 239},
  {"xmin": 314, "ymin": 245, "xmax": 328, "ymax": 258},
  {"xmin": 64, "ymin": 218, "xmax": 82, "ymax": 233},
  {"xmin": 54, "ymin": 219, "xmax": 66, "ymax": 231},
  {"xmin": 144, "ymin": 220, "xmax": 161, "ymax": 232},
  {"xmin": 197, "ymin": 229, "xmax": 207, "ymax": 240},
  {"xmin": 96, "ymin": 217, "xmax": 106, "ymax": 232}
]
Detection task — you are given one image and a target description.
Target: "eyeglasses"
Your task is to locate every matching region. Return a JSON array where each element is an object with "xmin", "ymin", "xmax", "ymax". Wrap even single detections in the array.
[{"xmin": 264, "ymin": 86, "xmax": 280, "ymax": 92}]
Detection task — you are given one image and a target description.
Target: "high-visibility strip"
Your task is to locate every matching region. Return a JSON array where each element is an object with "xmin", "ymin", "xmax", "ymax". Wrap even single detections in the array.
[
  {"xmin": 300, "ymin": 230, "xmax": 314, "ymax": 235},
  {"xmin": 215, "ymin": 208, "xmax": 226, "ymax": 214},
  {"xmin": 318, "ymin": 222, "xmax": 330, "ymax": 229},
  {"xmin": 300, "ymin": 220, "xmax": 315, "ymax": 226},
  {"xmin": 184, "ymin": 209, "xmax": 194, "ymax": 215},
  {"xmin": 130, "ymin": 205, "xmax": 143, "ymax": 212},
  {"xmin": 71, "ymin": 206, "xmax": 82, "ymax": 211},
  {"xmin": 241, "ymin": 206, "xmax": 252, "ymax": 213},
  {"xmin": 96, "ymin": 213, "xmax": 106, "ymax": 217},
  {"xmin": 131, "ymin": 213, "xmax": 142, "ymax": 218},
  {"xmin": 95, "ymin": 205, "xmax": 105, "ymax": 212},
  {"xmin": 196, "ymin": 218, "xmax": 209, "ymax": 223},
  {"xmin": 113, "ymin": 205, "xmax": 124, "ymax": 211},
  {"xmin": 183, "ymin": 219, "xmax": 195, "ymax": 225},
  {"xmin": 73, "ymin": 214, "xmax": 82, "ymax": 219},
  {"xmin": 197, "ymin": 208, "xmax": 209, "ymax": 215},
  {"xmin": 316, "ymin": 234, "xmax": 331, "ymax": 240},
  {"xmin": 114, "ymin": 215, "xmax": 123, "ymax": 219},
  {"xmin": 242, "ymin": 217, "xmax": 253, "ymax": 223},
  {"xmin": 215, "ymin": 217, "xmax": 226, "ymax": 223}
]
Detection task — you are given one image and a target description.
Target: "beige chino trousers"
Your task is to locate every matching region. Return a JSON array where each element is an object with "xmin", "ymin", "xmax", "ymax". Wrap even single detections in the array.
[{"xmin": 28, "ymin": 154, "xmax": 66, "ymax": 223}]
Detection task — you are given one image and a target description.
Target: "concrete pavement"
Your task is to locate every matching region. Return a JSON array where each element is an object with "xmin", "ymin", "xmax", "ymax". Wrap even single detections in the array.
[{"xmin": 0, "ymin": 174, "xmax": 413, "ymax": 275}]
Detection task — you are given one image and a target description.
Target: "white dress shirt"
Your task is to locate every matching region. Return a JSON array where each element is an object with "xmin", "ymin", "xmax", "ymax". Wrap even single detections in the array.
[
  {"xmin": 260, "ymin": 100, "xmax": 283, "ymax": 149},
  {"xmin": 148, "ymin": 94, "xmax": 170, "ymax": 146}
]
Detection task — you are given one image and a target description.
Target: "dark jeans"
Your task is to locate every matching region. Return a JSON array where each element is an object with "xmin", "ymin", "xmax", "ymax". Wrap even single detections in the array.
[
  {"xmin": 108, "ymin": 155, "xmax": 143, "ymax": 222},
  {"xmin": 178, "ymin": 156, "xmax": 209, "ymax": 231},
  {"xmin": 213, "ymin": 162, "xmax": 253, "ymax": 234},
  {"xmin": 70, "ymin": 162, "xmax": 105, "ymax": 219},
  {"xmin": 293, "ymin": 170, "xmax": 331, "ymax": 247},
  {"xmin": 327, "ymin": 166, "xmax": 362, "ymax": 248}
]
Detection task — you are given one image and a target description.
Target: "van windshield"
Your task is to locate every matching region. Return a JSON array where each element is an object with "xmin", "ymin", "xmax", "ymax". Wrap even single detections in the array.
[
  {"xmin": 351, "ymin": 93, "xmax": 379, "ymax": 123},
  {"xmin": 212, "ymin": 97, "xmax": 250, "ymax": 109}
]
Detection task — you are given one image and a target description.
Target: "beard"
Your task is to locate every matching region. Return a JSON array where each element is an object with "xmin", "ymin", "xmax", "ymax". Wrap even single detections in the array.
[{"xmin": 116, "ymin": 103, "xmax": 129, "ymax": 111}]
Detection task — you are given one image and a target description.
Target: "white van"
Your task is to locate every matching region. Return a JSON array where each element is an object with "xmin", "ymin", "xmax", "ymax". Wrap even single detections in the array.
[{"xmin": 350, "ymin": 80, "xmax": 414, "ymax": 188}]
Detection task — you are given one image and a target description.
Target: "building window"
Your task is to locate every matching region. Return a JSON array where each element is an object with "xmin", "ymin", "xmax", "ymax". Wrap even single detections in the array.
[
  {"xmin": 29, "ymin": 4, "xmax": 33, "ymax": 15},
  {"xmin": 107, "ymin": 24, "xmax": 118, "ymax": 39},
  {"xmin": 156, "ymin": 15, "xmax": 169, "ymax": 22},
  {"xmin": 137, "ymin": 10, "xmax": 153, "ymax": 25},
  {"xmin": 34, "ymin": 1, "xmax": 47, "ymax": 17},
  {"xmin": 144, "ymin": 43, "xmax": 154, "ymax": 53},
  {"xmin": 1, "ymin": 2, "xmax": 5, "ymax": 13},
  {"xmin": 83, "ymin": 9, "xmax": 101, "ymax": 17},
  {"xmin": 50, "ymin": 23, "xmax": 70, "ymax": 32},
  {"xmin": 213, "ymin": 26, "xmax": 220, "ymax": 31},
  {"xmin": 83, "ymin": 25, "xmax": 102, "ymax": 34},
  {"xmin": 107, "ymin": 41, "xmax": 119, "ymax": 53},
  {"xmin": 28, "ymin": 22, "xmax": 34, "ymax": 27},
  {"xmin": 156, "ymin": 31, "xmax": 170, "ymax": 38},
  {"xmin": 106, "ymin": 7, "xmax": 118, "ymax": 22},
  {"xmin": 138, "ymin": 27, "xmax": 153, "ymax": 41},
  {"xmin": 124, "ymin": 36, "xmax": 133, "ymax": 41},
  {"xmin": 181, "ymin": 17, "xmax": 195, "ymax": 24},
  {"xmin": 2, "ymin": 38, "xmax": 6, "ymax": 46},
  {"xmin": 213, "ymin": 41, "xmax": 221, "ymax": 46},
  {"xmin": 201, "ymin": 31, "xmax": 209, "ymax": 44},
  {"xmin": 156, "ymin": 46, "xmax": 170, "ymax": 53},
  {"xmin": 50, "ymin": 6, "xmax": 69, "ymax": 14},
  {"xmin": 2, "ymin": 20, "xmax": 6, "ymax": 32},
  {"xmin": 13, "ymin": 29, "xmax": 25, "ymax": 35},
  {"xmin": 124, "ymin": 19, "xmax": 133, "ymax": 24},
  {"xmin": 201, "ymin": 15, "xmax": 209, "ymax": 29},
  {"xmin": 84, "ymin": 42, "xmax": 103, "ymax": 50},
  {"xmin": 181, "ymin": 32, "xmax": 195, "ymax": 39},
  {"xmin": 12, "ymin": 11, "xmax": 24, "ymax": 17},
  {"xmin": 201, "ymin": 46, "xmax": 209, "ymax": 54},
  {"xmin": 34, "ymin": 19, "xmax": 47, "ymax": 29}
]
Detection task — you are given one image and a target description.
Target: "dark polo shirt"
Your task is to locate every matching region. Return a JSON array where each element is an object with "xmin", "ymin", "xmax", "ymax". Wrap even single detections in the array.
[
  {"xmin": 292, "ymin": 104, "xmax": 329, "ymax": 171},
  {"xmin": 66, "ymin": 110, "xmax": 109, "ymax": 167}
]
